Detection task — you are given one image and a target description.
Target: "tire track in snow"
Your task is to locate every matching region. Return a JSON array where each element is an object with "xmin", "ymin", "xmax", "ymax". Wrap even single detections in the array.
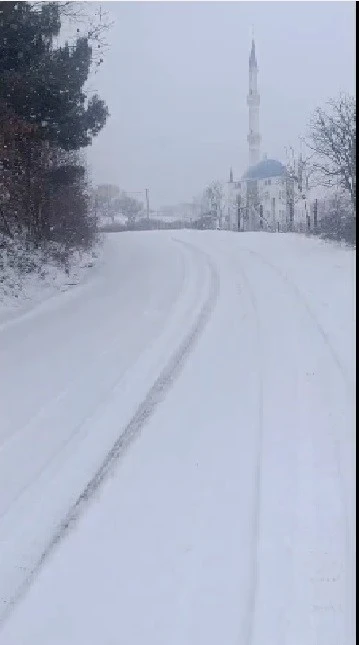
[
  {"xmin": 240, "ymin": 247, "xmax": 355, "ymax": 645},
  {"xmin": 0, "ymin": 245, "xmax": 188, "ymax": 522},
  {"xmin": 0, "ymin": 243, "xmax": 187, "ymax": 452},
  {"xmin": 233, "ymin": 260, "xmax": 265, "ymax": 645},
  {"xmin": 0, "ymin": 237, "xmax": 193, "ymax": 610},
  {"xmin": 242, "ymin": 248, "xmax": 354, "ymax": 521},
  {"xmin": 0, "ymin": 240, "xmax": 220, "ymax": 628},
  {"xmin": 246, "ymin": 248, "xmax": 354, "ymax": 401}
]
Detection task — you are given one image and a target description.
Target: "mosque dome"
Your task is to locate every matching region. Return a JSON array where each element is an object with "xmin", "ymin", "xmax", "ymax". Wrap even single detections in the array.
[{"xmin": 242, "ymin": 158, "xmax": 286, "ymax": 181}]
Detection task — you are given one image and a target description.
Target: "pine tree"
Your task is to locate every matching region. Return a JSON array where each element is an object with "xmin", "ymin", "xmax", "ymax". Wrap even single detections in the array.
[
  {"xmin": 0, "ymin": 2, "xmax": 108, "ymax": 151},
  {"xmin": 0, "ymin": 1, "xmax": 109, "ymax": 247}
]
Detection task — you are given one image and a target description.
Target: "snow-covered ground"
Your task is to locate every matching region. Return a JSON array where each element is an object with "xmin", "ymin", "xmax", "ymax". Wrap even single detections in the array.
[
  {"xmin": 0, "ymin": 238, "xmax": 103, "ymax": 327},
  {"xmin": 0, "ymin": 231, "xmax": 355, "ymax": 644}
]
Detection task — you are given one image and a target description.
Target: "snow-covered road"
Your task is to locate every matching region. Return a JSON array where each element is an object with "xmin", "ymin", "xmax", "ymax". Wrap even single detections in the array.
[{"xmin": 0, "ymin": 232, "xmax": 355, "ymax": 644}]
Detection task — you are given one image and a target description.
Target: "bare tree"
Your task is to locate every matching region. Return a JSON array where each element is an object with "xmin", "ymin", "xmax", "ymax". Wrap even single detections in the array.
[
  {"xmin": 307, "ymin": 94, "xmax": 356, "ymax": 210},
  {"xmin": 32, "ymin": 1, "xmax": 113, "ymax": 69},
  {"xmin": 283, "ymin": 147, "xmax": 316, "ymax": 232},
  {"xmin": 116, "ymin": 192, "xmax": 143, "ymax": 224},
  {"xmin": 94, "ymin": 184, "xmax": 120, "ymax": 221},
  {"xmin": 204, "ymin": 181, "xmax": 225, "ymax": 227}
]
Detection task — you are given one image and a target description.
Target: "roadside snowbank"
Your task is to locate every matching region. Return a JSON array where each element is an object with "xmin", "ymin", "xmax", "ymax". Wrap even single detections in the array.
[{"xmin": 0, "ymin": 235, "xmax": 103, "ymax": 325}]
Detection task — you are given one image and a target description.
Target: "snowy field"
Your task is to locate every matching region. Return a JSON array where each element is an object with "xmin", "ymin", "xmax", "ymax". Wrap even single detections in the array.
[{"xmin": 0, "ymin": 231, "xmax": 355, "ymax": 644}]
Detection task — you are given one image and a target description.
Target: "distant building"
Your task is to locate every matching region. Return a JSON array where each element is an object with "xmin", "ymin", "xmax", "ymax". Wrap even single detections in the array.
[{"xmin": 226, "ymin": 39, "xmax": 313, "ymax": 233}]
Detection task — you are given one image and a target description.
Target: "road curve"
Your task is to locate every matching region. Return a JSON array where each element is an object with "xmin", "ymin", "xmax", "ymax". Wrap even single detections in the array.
[
  {"xmin": 0, "ymin": 231, "xmax": 355, "ymax": 645},
  {"xmin": 0, "ymin": 234, "xmax": 217, "ymax": 622}
]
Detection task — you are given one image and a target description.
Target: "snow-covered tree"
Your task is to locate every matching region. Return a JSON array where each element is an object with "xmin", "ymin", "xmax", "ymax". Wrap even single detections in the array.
[
  {"xmin": 204, "ymin": 181, "xmax": 225, "ymax": 226},
  {"xmin": 307, "ymin": 94, "xmax": 356, "ymax": 211}
]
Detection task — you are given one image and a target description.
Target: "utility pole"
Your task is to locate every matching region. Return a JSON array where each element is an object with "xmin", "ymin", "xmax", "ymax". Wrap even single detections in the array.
[
  {"xmin": 259, "ymin": 204, "xmax": 263, "ymax": 230},
  {"xmin": 305, "ymin": 201, "xmax": 310, "ymax": 231},
  {"xmin": 145, "ymin": 188, "xmax": 150, "ymax": 220},
  {"xmin": 313, "ymin": 198, "xmax": 318, "ymax": 231},
  {"xmin": 237, "ymin": 195, "xmax": 241, "ymax": 231},
  {"xmin": 289, "ymin": 200, "xmax": 294, "ymax": 231}
]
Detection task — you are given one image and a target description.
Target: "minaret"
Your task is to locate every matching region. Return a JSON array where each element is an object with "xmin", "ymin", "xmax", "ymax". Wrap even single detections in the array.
[{"xmin": 247, "ymin": 38, "xmax": 261, "ymax": 167}]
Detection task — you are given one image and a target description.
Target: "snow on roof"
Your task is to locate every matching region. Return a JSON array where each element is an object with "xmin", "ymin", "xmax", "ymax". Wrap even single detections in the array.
[{"xmin": 242, "ymin": 158, "xmax": 286, "ymax": 180}]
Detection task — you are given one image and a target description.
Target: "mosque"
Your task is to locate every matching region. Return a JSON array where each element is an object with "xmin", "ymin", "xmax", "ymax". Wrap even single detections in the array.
[{"xmin": 225, "ymin": 39, "xmax": 311, "ymax": 232}]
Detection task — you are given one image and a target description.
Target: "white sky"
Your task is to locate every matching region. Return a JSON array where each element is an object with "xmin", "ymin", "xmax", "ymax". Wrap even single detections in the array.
[{"xmin": 87, "ymin": 1, "xmax": 356, "ymax": 209}]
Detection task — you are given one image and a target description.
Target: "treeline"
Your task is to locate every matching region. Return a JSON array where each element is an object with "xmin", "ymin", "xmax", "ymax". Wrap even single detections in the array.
[
  {"xmin": 308, "ymin": 94, "xmax": 356, "ymax": 244},
  {"xmin": 94, "ymin": 184, "xmax": 145, "ymax": 225},
  {"xmin": 290, "ymin": 93, "xmax": 356, "ymax": 244},
  {"xmin": 0, "ymin": 1, "xmax": 108, "ymax": 267},
  {"xmin": 100, "ymin": 219, "xmax": 194, "ymax": 233}
]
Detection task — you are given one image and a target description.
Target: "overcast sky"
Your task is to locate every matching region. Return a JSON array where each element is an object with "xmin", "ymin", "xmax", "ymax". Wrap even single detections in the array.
[{"xmin": 87, "ymin": 1, "xmax": 355, "ymax": 209}]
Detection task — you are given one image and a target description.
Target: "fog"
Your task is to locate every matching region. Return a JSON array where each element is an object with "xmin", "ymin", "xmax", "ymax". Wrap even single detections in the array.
[{"xmin": 88, "ymin": 1, "xmax": 355, "ymax": 209}]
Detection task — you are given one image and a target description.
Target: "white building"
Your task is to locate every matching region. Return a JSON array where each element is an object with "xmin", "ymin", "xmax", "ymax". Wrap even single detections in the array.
[{"xmin": 226, "ymin": 39, "xmax": 312, "ymax": 233}]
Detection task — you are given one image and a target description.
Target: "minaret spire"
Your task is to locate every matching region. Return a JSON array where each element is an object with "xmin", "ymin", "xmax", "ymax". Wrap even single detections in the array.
[
  {"xmin": 247, "ymin": 35, "xmax": 261, "ymax": 166},
  {"xmin": 249, "ymin": 27, "xmax": 257, "ymax": 67}
]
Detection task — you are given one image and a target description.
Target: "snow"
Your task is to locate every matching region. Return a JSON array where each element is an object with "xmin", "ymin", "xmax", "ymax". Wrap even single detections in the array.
[
  {"xmin": 0, "ymin": 231, "xmax": 355, "ymax": 644},
  {"xmin": 0, "ymin": 237, "xmax": 103, "ymax": 327}
]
